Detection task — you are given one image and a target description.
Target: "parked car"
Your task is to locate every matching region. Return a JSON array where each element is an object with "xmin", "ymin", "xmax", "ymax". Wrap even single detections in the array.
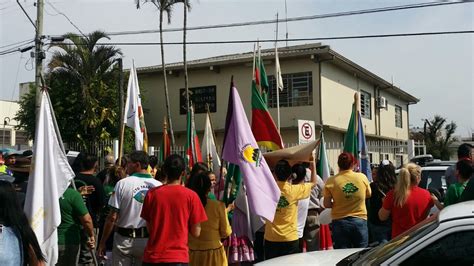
[{"xmin": 257, "ymin": 201, "xmax": 474, "ymax": 265}]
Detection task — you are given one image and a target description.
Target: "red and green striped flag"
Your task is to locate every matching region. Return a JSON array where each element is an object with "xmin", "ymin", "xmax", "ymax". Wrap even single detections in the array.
[
  {"xmin": 251, "ymin": 44, "xmax": 284, "ymax": 151},
  {"xmin": 185, "ymin": 105, "xmax": 202, "ymax": 170}
]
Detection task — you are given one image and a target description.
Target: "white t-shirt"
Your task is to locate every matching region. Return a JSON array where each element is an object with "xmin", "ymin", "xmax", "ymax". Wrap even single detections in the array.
[
  {"xmin": 108, "ymin": 173, "xmax": 161, "ymax": 228},
  {"xmin": 297, "ymin": 197, "xmax": 310, "ymax": 238}
]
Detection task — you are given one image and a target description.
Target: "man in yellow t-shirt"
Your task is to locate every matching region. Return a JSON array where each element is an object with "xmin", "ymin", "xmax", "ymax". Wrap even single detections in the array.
[{"xmin": 264, "ymin": 159, "xmax": 317, "ymax": 260}]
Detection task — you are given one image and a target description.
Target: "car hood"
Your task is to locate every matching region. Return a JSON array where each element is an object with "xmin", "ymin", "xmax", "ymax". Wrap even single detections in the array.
[{"xmin": 256, "ymin": 249, "xmax": 364, "ymax": 265}]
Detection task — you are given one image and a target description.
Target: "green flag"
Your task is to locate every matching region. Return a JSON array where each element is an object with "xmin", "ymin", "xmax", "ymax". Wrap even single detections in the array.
[
  {"xmin": 343, "ymin": 104, "xmax": 358, "ymax": 159},
  {"xmin": 223, "ymin": 163, "xmax": 242, "ymax": 205}
]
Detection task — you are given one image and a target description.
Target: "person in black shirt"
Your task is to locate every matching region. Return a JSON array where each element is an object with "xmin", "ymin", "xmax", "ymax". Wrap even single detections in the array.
[
  {"xmin": 367, "ymin": 160, "xmax": 396, "ymax": 244},
  {"xmin": 74, "ymin": 153, "xmax": 105, "ymax": 266}
]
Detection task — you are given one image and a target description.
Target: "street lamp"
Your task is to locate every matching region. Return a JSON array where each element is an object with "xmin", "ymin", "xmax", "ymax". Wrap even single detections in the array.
[{"xmin": 2, "ymin": 117, "xmax": 10, "ymax": 149}]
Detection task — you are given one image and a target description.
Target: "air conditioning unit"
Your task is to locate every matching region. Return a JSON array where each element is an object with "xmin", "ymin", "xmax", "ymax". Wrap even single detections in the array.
[{"xmin": 377, "ymin": 96, "xmax": 387, "ymax": 109}]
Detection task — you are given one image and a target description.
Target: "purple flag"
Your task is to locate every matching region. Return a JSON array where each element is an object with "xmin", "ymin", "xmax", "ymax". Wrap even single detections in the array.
[{"xmin": 222, "ymin": 83, "xmax": 281, "ymax": 222}]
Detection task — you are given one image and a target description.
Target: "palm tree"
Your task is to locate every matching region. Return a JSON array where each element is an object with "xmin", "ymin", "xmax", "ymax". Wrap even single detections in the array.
[
  {"xmin": 136, "ymin": 0, "xmax": 180, "ymax": 147},
  {"xmin": 183, "ymin": 0, "xmax": 191, "ymax": 118},
  {"xmin": 48, "ymin": 31, "xmax": 122, "ymax": 145},
  {"xmin": 423, "ymin": 115, "xmax": 457, "ymax": 160}
]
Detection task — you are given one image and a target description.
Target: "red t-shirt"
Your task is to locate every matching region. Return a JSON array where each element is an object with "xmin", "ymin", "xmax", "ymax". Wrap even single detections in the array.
[
  {"xmin": 141, "ymin": 185, "xmax": 207, "ymax": 263},
  {"xmin": 382, "ymin": 186, "xmax": 433, "ymax": 238}
]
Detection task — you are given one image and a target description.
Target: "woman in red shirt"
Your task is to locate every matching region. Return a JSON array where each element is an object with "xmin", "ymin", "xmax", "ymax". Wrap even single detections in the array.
[{"xmin": 378, "ymin": 163, "xmax": 433, "ymax": 238}]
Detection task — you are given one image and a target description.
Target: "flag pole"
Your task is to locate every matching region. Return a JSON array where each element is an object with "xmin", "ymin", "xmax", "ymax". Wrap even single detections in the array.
[
  {"xmin": 216, "ymin": 77, "xmax": 234, "ymax": 201},
  {"xmin": 275, "ymin": 13, "xmax": 281, "ymax": 132},
  {"xmin": 118, "ymin": 124, "xmax": 125, "ymax": 164},
  {"xmin": 354, "ymin": 92, "xmax": 360, "ymax": 134},
  {"xmin": 252, "ymin": 43, "xmax": 257, "ymax": 80},
  {"xmin": 190, "ymin": 103, "xmax": 197, "ymax": 167}
]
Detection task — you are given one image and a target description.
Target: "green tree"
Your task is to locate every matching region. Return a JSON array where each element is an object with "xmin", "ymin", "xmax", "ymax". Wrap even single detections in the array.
[
  {"xmin": 15, "ymin": 31, "xmax": 122, "ymax": 149},
  {"xmin": 423, "ymin": 115, "xmax": 457, "ymax": 160},
  {"xmin": 136, "ymin": 0, "xmax": 181, "ymax": 147}
]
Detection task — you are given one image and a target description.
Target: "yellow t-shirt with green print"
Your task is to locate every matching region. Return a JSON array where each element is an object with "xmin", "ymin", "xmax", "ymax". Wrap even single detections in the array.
[
  {"xmin": 264, "ymin": 181, "xmax": 312, "ymax": 242},
  {"xmin": 323, "ymin": 170, "xmax": 371, "ymax": 220}
]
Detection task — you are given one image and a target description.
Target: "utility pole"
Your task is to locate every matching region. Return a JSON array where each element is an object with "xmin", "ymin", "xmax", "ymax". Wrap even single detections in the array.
[
  {"xmin": 35, "ymin": 0, "xmax": 45, "ymax": 118},
  {"xmin": 117, "ymin": 58, "xmax": 124, "ymax": 157}
]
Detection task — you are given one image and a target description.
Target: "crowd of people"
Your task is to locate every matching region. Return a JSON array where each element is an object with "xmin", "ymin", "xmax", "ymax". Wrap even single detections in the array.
[{"xmin": 0, "ymin": 143, "xmax": 472, "ymax": 266}]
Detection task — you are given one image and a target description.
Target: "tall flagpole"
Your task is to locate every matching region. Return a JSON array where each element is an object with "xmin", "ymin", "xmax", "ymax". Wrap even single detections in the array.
[{"xmin": 275, "ymin": 13, "xmax": 281, "ymax": 132}]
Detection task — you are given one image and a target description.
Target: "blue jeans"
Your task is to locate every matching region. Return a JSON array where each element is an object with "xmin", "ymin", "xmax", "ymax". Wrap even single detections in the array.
[
  {"xmin": 368, "ymin": 222, "xmax": 391, "ymax": 245},
  {"xmin": 0, "ymin": 225, "xmax": 23, "ymax": 266},
  {"xmin": 332, "ymin": 217, "xmax": 368, "ymax": 249}
]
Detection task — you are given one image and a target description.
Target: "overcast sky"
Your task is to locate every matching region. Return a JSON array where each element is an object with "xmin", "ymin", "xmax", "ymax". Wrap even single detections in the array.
[{"xmin": 1, "ymin": 0, "xmax": 473, "ymax": 137}]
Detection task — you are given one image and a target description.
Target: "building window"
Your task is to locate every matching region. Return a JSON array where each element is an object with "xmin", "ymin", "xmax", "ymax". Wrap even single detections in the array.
[
  {"xmin": 267, "ymin": 72, "xmax": 313, "ymax": 108},
  {"xmin": 395, "ymin": 105, "xmax": 403, "ymax": 128},
  {"xmin": 360, "ymin": 90, "xmax": 371, "ymax": 119},
  {"xmin": 179, "ymin": 86, "xmax": 217, "ymax": 115}
]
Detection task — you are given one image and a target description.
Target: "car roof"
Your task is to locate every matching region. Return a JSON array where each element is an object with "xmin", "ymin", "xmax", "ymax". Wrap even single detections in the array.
[
  {"xmin": 256, "ymin": 249, "xmax": 364, "ymax": 265},
  {"xmin": 439, "ymin": 200, "xmax": 474, "ymax": 222},
  {"xmin": 421, "ymin": 166, "xmax": 449, "ymax": 171},
  {"xmin": 425, "ymin": 161, "xmax": 456, "ymax": 167}
]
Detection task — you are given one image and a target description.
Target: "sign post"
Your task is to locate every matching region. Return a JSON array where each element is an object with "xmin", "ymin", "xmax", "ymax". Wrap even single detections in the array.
[{"xmin": 298, "ymin": 120, "xmax": 315, "ymax": 145}]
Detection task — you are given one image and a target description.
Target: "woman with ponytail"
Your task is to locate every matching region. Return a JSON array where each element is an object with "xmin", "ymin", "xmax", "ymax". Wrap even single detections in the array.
[
  {"xmin": 187, "ymin": 172, "xmax": 232, "ymax": 266},
  {"xmin": 378, "ymin": 163, "xmax": 433, "ymax": 238},
  {"xmin": 0, "ymin": 180, "xmax": 45, "ymax": 266}
]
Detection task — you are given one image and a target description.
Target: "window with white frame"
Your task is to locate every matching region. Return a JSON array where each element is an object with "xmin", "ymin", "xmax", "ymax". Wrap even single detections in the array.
[
  {"xmin": 267, "ymin": 72, "xmax": 313, "ymax": 108},
  {"xmin": 360, "ymin": 90, "xmax": 371, "ymax": 119},
  {"xmin": 395, "ymin": 105, "xmax": 403, "ymax": 128}
]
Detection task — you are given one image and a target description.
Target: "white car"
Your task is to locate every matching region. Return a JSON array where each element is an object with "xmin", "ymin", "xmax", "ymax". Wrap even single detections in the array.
[{"xmin": 257, "ymin": 201, "xmax": 474, "ymax": 265}]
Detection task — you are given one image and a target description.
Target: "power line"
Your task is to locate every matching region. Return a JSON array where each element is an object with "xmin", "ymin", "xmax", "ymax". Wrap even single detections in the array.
[
  {"xmin": 45, "ymin": 0, "xmax": 86, "ymax": 37},
  {"xmin": 2, "ymin": 30, "xmax": 472, "ymax": 56},
  {"xmin": 57, "ymin": 30, "xmax": 474, "ymax": 46},
  {"xmin": 100, "ymin": 1, "xmax": 472, "ymax": 37},
  {"xmin": 0, "ymin": 39, "xmax": 34, "ymax": 49},
  {"xmin": 0, "ymin": 3, "xmax": 34, "ymax": 14}
]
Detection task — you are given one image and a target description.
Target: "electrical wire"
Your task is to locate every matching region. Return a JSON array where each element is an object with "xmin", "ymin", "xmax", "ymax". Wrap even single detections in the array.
[
  {"xmin": 0, "ymin": 39, "xmax": 34, "ymax": 49},
  {"xmin": 49, "ymin": 30, "xmax": 474, "ymax": 46},
  {"xmin": 100, "ymin": 1, "xmax": 473, "ymax": 36},
  {"xmin": 2, "ymin": 30, "xmax": 473, "ymax": 56},
  {"xmin": 0, "ymin": 3, "xmax": 34, "ymax": 14},
  {"xmin": 45, "ymin": 0, "xmax": 86, "ymax": 37}
]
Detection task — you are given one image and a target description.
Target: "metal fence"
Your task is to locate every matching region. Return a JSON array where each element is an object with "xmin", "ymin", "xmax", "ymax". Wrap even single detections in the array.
[
  {"xmin": 152, "ymin": 140, "xmax": 426, "ymax": 170},
  {"xmin": 66, "ymin": 138, "xmax": 425, "ymax": 171},
  {"xmin": 64, "ymin": 140, "xmax": 114, "ymax": 169}
]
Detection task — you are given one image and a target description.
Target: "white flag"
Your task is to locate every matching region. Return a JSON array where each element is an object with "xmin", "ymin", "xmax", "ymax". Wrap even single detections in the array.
[
  {"xmin": 201, "ymin": 112, "xmax": 221, "ymax": 176},
  {"xmin": 24, "ymin": 91, "xmax": 75, "ymax": 265},
  {"xmin": 124, "ymin": 62, "xmax": 144, "ymax": 150},
  {"xmin": 275, "ymin": 45, "xmax": 284, "ymax": 91}
]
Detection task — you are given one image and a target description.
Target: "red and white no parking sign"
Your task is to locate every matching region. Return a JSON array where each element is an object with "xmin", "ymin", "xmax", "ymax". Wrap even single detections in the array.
[{"xmin": 298, "ymin": 120, "xmax": 315, "ymax": 144}]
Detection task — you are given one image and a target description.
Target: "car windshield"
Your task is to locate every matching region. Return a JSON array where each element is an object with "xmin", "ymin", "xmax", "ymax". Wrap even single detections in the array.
[
  {"xmin": 354, "ymin": 214, "xmax": 438, "ymax": 265},
  {"xmin": 419, "ymin": 170, "xmax": 446, "ymax": 190}
]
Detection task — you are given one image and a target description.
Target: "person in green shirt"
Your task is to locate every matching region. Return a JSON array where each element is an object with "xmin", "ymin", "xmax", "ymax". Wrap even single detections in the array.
[
  {"xmin": 432, "ymin": 160, "xmax": 472, "ymax": 210},
  {"xmin": 57, "ymin": 187, "xmax": 95, "ymax": 266}
]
